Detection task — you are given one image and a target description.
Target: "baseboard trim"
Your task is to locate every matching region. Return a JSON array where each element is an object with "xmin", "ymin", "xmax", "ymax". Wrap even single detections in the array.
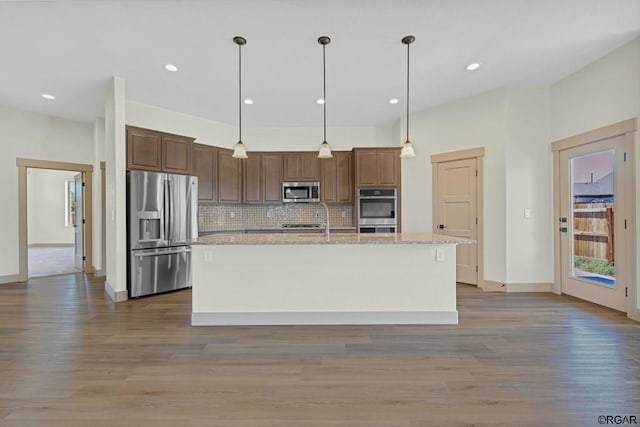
[
  {"xmin": 0, "ymin": 274, "xmax": 21, "ymax": 284},
  {"xmin": 104, "ymin": 281, "xmax": 127, "ymax": 302},
  {"xmin": 505, "ymin": 282, "xmax": 553, "ymax": 293},
  {"xmin": 480, "ymin": 280, "xmax": 506, "ymax": 292},
  {"xmin": 28, "ymin": 243, "xmax": 75, "ymax": 248},
  {"xmin": 192, "ymin": 310, "xmax": 459, "ymax": 326},
  {"xmin": 94, "ymin": 268, "xmax": 106, "ymax": 278}
]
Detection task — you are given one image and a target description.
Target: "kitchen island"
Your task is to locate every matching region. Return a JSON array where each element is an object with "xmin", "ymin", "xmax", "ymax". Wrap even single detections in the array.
[{"xmin": 191, "ymin": 232, "xmax": 473, "ymax": 326}]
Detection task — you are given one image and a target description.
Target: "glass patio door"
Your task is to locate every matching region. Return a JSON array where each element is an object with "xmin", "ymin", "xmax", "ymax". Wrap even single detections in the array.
[{"xmin": 559, "ymin": 136, "xmax": 627, "ymax": 312}]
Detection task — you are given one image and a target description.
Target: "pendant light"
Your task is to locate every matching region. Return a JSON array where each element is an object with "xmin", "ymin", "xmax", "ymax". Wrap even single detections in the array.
[
  {"xmin": 232, "ymin": 36, "xmax": 248, "ymax": 159},
  {"xmin": 317, "ymin": 36, "xmax": 333, "ymax": 159},
  {"xmin": 400, "ymin": 35, "xmax": 416, "ymax": 159}
]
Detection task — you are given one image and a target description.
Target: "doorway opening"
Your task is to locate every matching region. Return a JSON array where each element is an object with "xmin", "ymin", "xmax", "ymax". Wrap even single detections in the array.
[
  {"xmin": 27, "ymin": 168, "xmax": 84, "ymax": 278},
  {"xmin": 16, "ymin": 158, "xmax": 94, "ymax": 282}
]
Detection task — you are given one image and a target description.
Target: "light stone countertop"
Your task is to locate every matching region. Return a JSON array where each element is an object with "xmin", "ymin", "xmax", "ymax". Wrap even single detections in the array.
[{"xmin": 192, "ymin": 232, "xmax": 475, "ymax": 245}]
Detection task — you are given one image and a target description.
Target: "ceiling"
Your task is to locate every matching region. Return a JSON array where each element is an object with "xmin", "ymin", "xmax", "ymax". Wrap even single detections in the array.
[{"xmin": 0, "ymin": 0, "xmax": 639, "ymax": 127}]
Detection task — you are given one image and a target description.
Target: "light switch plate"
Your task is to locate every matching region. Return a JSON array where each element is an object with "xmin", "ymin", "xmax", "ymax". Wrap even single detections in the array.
[
  {"xmin": 204, "ymin": 251, "xmax": 214, "ymax": 263},
  {"xmin": 524, "ymin": 208, "xmax": 532, "ymax": 219},
  {"xmin": 436, "ymin": 248, "xmax": 445, "ymax": 262}
]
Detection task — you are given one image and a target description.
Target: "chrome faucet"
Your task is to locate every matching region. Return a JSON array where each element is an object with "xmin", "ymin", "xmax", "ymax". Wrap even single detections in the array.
[{"xmin": 316, "ymin": 202, "xmax": 330, "ymax": 239}]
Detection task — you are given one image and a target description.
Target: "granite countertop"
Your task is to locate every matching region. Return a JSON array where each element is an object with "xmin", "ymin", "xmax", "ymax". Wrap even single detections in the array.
[
  {"xmin": 199, "ymin": 226, "xmax": 357, "ymax": 235},
  {"xmin": 192, "ymin": 232, "xmax": 475, "ymax": 245}
]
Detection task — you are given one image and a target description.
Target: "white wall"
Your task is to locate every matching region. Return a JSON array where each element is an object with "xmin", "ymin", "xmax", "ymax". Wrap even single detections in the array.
[
  {"xmin": 550, "ymin": 36, "xmax": 640, "ymax": 316},
  {"xmin": 0, "ymin": 105, "xmax": 93, "ymax": 280},
  {"xmin": 126, "ymin": 100, "xmax": 392, "ymax": 151},
  {"xmin": 505, "ymin": 87, "xmax": 552, "ymax": 284},
  {"xmin": 27, "ymin": 169, "xmax": 78, "ymax": 245},
  {"xmin": 104, "ymin": 77, "xmax": 127, "ymax": 299},
  {"xmin": 400, "ymin": 88, "xmax": 508, "ymax": 284},
  {"xmin": 550, "ymin": 37, "xmax": 640, "ymax": 141}
]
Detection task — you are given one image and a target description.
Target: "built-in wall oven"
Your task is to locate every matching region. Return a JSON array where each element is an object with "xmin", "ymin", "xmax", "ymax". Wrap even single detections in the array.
[{"xmin": 357, "ymin": 188, "xmax": 397, "ymax": 233}]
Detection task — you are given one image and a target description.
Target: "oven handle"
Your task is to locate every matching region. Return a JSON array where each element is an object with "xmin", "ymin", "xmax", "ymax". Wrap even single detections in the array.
[{"xmin": 358, "ymin": 196, "xmax": 396, "ymax": 199}]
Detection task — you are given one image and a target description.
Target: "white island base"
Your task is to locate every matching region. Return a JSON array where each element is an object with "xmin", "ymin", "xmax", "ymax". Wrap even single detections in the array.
[{"xmin": 191, "ymin": 233, "xmax": 467, "ymax": 326}]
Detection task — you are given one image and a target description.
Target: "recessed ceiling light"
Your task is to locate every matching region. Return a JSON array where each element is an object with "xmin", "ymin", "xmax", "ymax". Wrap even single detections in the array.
[
  {"xmin": 243, "ymin": 98, "xmax": 254, "ymax": 105},
  {"xmin": 41, "ymin": 93, "xmax": 55, "ymax": 100},
  {"xmin": 164, "ymin": 64, "xmax": 178, "ymax": 72},
  {"xmin": 389, "ymin": 98, "xmax": 399, "ymax": 104},
  {"xmin": 316, "ymin": 98, "xmax": 325, "ymax": 105},
  {"xmin": 465, "ymin": 62, "xmax": 481, "ymax": 71}
]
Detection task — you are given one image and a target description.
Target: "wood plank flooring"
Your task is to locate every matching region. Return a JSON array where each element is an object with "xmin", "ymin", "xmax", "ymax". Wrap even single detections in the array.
[{"xmin": 0, "ymin": 274, "xmax": 638, "ymax": 426}]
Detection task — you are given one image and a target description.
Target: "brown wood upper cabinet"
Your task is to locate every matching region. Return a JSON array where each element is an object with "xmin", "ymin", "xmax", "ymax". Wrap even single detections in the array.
[
  {"xmin": 354, "ymin": 148, "xmax": 401, "ymax": 188},
  {"xmin": 126, "ymin": 126, "xmax": 193, "ymax": 174},
  {"xmin": 193, "ymin": 143, "xmax": 217, "ymax": 203},
  {"xmin": 283, "ymin": 152, "xmax": 320, "ymax": 181},
  {"xmin": 242, "ymin": 152, "xmax": 282, "ymax": 205},
  {"xmin": 243, "ymin": 153, "xmax": 283, "ymax": 205},
  {"xmin": 217, "ymin": 149, "xmax": 242, "ymax": 204},
  {"xmin": 320, "ymin": 151, "xmax": 353, "ymax": 203},
  {"xmin": 262, "ymin": 153, "xmax": 283, "ymax": 204}
]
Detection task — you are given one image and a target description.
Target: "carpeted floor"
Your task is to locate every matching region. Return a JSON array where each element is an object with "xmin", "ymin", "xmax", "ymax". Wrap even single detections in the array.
[{"xmin": 28, "ymin": 246, "xmax": 81, "ymax": 278}]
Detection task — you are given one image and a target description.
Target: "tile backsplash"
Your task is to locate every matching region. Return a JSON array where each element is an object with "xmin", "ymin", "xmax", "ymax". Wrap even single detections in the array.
[{"xmin": 198, "ymin": 204, "xmax": 353, "ymax": 231}]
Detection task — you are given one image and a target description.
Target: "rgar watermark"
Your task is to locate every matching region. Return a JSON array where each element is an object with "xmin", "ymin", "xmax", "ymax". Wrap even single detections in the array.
[{"xmin": 598, "ymin": 415, "xmax": 638, "ymax": 425}]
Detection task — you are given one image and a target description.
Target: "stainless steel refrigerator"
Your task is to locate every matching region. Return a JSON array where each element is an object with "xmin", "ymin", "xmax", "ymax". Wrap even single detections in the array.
[{"xmin": 127, "ymin": 170, "xmax": 198, "ymax": 298}]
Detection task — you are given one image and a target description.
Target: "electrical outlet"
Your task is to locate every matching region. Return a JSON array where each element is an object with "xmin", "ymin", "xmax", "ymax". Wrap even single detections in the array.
[
  {"xmin": 229, "ymin": 212, "xmax": 235, "ymax": 218},
  {"xmin": 436, "ymin": 248, "xmax": 445, "ymax": 262},
  {"xmin": 342, "ymin": 211, "xmax": 346, "ymax": 218},
  {"xmin": 203, "ymin": 251, "xmax": 214, "ymax": 263},
  {"xmin": 524, "ymin": 208, "xmax": 532, "ymax": 219}
]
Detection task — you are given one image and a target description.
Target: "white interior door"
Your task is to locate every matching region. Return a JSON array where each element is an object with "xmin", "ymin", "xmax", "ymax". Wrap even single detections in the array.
[
  {"xmin": 435, "ymin": 158, "xmax": 478, "ymax": 285},
  {"xmin": 74, "ymin": 173, "xmax": 84, "ymax": 271},
  {"xmin": 559, "ymin": 136, "xmax": 626, "ymax": 312}
]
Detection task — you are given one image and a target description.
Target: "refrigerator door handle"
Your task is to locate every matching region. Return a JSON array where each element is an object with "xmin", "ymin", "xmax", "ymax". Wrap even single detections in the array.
[
  {"xmin": 164, "ymin": 179, "xmax": 171, "ymax": 242},
  {"xmin": 133, "ymin": 247, "xmax": 191, "ymax": 257}
]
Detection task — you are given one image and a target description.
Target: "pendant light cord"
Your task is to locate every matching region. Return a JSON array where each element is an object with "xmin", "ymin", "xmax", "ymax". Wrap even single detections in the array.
[
  {"xmin": 406, "ymin": 41, "xmax": 410, "ymax": 143},
  {"xmin": 239, "ymin": 42, "xmax": 242, "ymax": 142},
  {"xmin": 323, "ymin": 43, "xmax": 327, "ymax": 142}
]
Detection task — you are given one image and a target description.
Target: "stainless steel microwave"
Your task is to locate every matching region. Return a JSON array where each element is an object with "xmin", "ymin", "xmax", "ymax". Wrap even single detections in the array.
[{"xmin": 282, "ymin": 181, "xmax": 320, "ymax": 203}]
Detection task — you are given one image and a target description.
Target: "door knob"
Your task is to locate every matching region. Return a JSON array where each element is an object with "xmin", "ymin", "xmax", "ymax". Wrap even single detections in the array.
[{"xmin": 438, "ymin": 224, "xmax": 445, "ymax": 229}]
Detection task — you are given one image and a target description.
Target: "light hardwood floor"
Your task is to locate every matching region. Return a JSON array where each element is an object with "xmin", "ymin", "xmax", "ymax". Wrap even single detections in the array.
[{"xmin": 0, "ymin": 274, "xmax": 638, "ymax": 426}]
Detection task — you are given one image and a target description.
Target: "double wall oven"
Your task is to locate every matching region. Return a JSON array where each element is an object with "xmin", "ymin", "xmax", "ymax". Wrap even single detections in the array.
[{"xmin": 357, "ymin": 188, "xmax": 397, "ymax": 233}]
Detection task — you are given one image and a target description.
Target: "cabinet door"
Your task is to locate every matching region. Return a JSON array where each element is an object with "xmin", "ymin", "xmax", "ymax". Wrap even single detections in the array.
[
  {"xmin": 218, "ymin": 149, "xmax": 242, "ymax": 204},
  {"xmin": 355, "ymin": 149, "xmax": 378, "ymax": 187},
  {"xmin": 377, "ymin": 149, "xmax": 400, "ymax": 186},
  {"xmin": 162, "ymin": 135, "xmax": 193, "ymax": 174},
  {"xmin": 243, "ymin": 154, "xmax": 262, "ymax": 204},
  {"xmin": 283, "ymin": 154, "xmax": 301, "ymax": 181},
  {"xmin": 127, "ymin": 127, "xmax": 162, "ymax": 171},
  {"xmin": 301, "ymin": 152, "xmax": 321, "ymax": 181},
  {"xmin": 336, "ymin": 151, "xmax": 353, "ymax": 203},
  {"xmin": 262, "ymin": 154, "xmax": 283, "ymax": 204},
  {"xmin": 320, "ymin": 156, "xmax": 337, "ymax": 203},
  {"xmin": 193, "ymin": 143, "xmax": 217, "ymax": 202}
]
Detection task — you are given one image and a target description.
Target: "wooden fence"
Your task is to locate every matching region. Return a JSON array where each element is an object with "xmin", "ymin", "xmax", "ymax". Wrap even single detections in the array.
[{"xmin": 573, "ymin": 202, "xmax": 614, "ymax": 263}]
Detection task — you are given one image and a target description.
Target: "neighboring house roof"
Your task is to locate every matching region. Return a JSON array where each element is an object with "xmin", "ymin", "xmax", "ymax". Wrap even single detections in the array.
[{"xmin": 573, "ymin": 172, "xmax": 613, "ymax": 197}]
